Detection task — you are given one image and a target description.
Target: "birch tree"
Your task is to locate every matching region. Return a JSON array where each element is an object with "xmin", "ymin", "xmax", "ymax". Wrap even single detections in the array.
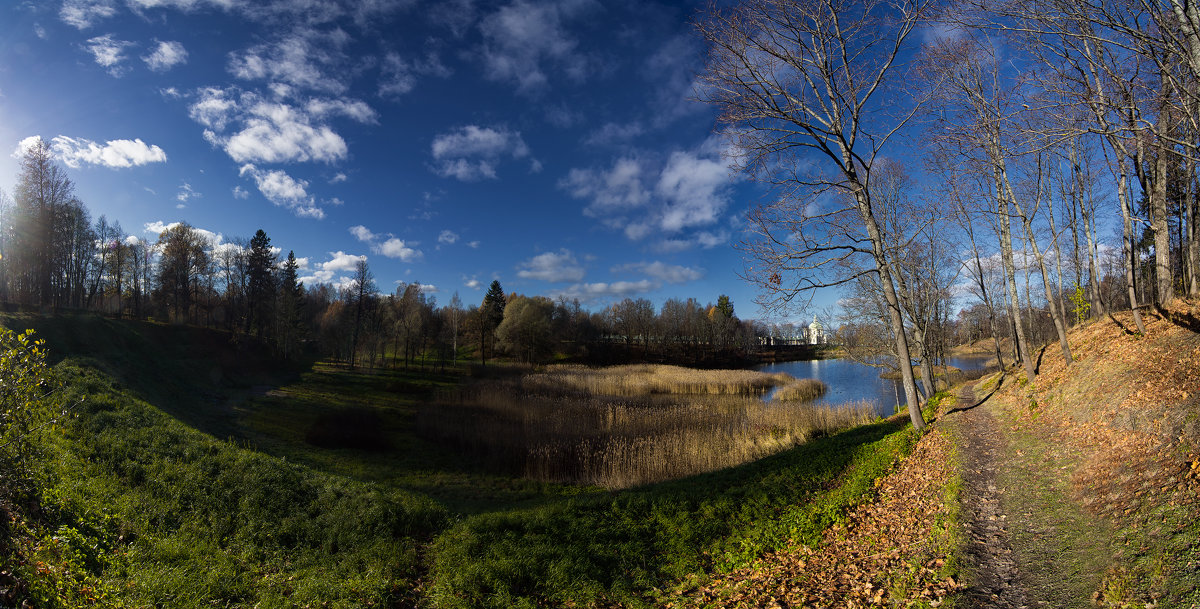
[{"xmin": 696, "ymin": 0, "xmax": 935, "ymax": 429}]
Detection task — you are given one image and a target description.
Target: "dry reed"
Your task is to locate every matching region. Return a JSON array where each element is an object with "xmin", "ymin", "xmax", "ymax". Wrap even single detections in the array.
[
  {"xmin": 771, "ymin": 378, "xmax": 827, "ymax": 402},
  {"xmin": 420, "ymin": 369, "xmax": 875, "ymax": 489},
  {"xmin": 519, "ymin": 363, "xmax": 794, "ymax": 397}
]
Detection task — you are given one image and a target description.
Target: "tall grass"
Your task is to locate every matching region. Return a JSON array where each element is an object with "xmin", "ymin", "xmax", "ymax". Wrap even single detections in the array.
[
  {"xmin": 772, "ymin": 378, "xmax": 827, "ymax": 402},
  {"xmin": 520, "ymin": 363, "xmax": 794, "ymax": 397},
  {"xmin": 420, "ymin": 369, "xmax": 874, "ymax": 488}
]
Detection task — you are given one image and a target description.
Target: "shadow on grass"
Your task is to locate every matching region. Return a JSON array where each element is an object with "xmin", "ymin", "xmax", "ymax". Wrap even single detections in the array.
[
  {"xmin": 1153, "ymin": 302, "xmax": 1200, "ymax": 334},
  {"xmin": 427, "ymin": 415, "xmax": 915, "ymax": 608},
  {"xmin": 944, "ymin": 373, "xmax": 1005, "ymax": 416}
]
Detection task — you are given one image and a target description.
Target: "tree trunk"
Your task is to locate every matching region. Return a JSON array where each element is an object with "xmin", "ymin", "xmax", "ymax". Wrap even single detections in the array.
[
  {"xmin": 996, "ymin": 163, "xmax": 1037, "ymax": 381},
  {"xmin": 1083, "ymin": 175, "xmax": 1107, "ymax": 317},
  {"xmin": 1152, "ymin": 116, "xmax": 1174, "ymax": 304},
  {"xmin": 856, "ymin": 188, "xmax": 925, "ymax": 431},
  {"xmin": 1005, "ymin": 168, "xmax": 1072, "ymax": 365},
  {"xmin": 1118, "ymin": 157, "xmax": 1148, "ymax": 332},
  {"xmin": 1189, "ymin": 171, "xmax": 1200, "ymax": 297}
]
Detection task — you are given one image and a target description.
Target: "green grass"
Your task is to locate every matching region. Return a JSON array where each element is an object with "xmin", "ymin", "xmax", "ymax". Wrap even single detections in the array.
[
  {"xmin": 2, "ymin": 313, "xmax": 927, "ymax": 608},
  {"xmin": 425, "ymin": 417, "xmax": 919, "ymax": 608},
  {"xmin": 37, "ymin": 362, "xmax": 448, "ymax": 608}
]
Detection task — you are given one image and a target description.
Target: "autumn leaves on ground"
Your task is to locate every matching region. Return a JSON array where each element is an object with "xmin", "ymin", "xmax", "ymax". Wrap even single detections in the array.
[{"xmin": 675, "ymin": 301, "xmax": 1200, "ymax": 608}]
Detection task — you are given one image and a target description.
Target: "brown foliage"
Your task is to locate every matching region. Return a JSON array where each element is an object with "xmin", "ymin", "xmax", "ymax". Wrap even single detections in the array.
[{"xmin": 670, "ymin": 431, "xmax": 963, "ymax": 607}]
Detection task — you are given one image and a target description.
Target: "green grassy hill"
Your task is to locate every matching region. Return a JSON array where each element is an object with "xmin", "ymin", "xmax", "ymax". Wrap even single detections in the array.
[{"xmin": 0, "ymin": 313, "xmax": 930, "ymax": 608}]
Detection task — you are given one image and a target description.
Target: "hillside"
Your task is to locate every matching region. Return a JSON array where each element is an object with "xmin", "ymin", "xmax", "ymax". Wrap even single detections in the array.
[
  {"xmin": 5, "ymin": 306, "xmax": 1197, "ymax": 608},
  {"xmin": 668, "ymin": 301, "xmax": 1200, "ymax": 607},
  {"xmin": 0, "ymin": 313, "xmax": 931, "ymax": 608},
  {"xmin": 949, "ymin": 300, "xmax": 1200, "ymax": 606}
]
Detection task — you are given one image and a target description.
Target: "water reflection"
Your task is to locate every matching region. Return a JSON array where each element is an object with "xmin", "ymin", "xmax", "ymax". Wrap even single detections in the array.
[{"xmin": 757, "ymin": 356, "xmax": 991, "ymax": 416}]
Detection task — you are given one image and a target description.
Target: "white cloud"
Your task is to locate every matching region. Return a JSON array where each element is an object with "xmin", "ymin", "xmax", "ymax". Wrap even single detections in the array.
[
  {"xmin": 614, "ymin": 261, "xmax": 704, "ymax": 284},
  {"xmin": 557, "ymin": 280, "xmax": 656, "ymax": 302},
  {"xmin": 222, "ymin": 99, "xmax": 348, "ymax": 164},
  {"xmin": 657, "ymin": 230, "xmax": 730, "ymax": 252},
  {"xmin": 643, "ymin": 33, "xmax": 706, "ymax": 127},
  {"xmin": 516, "ymin": 249, "xmax": 585, "ymax": 283},
  {"xmin": 19, "ymin": 135, "xmax": 167, "ymax": 169},
  {"xmin": 142, "ymin": 220, "xmax": 226, "ymax": 251},
  {"xmin": 228, "ymin": 29, "xmax": 352, "ymax": 94},
  {"xmin": 350, "ymin": 224, "xmax": 423, "ymax": 262},
  {"xmin": 306, "ymin": 98, "xmax": 378, "ymax": 123},
  {"xmin": 349, "ymin": 225, "xmax": 377, "ymax": 241},
  {"xmin": 438, "ymin": 230, "xmax": 459, "ymax": 245},
  {"xmin": 468, "ymin": 240, "xmax": 481, "ymax": 249},
  {"xmin": 84, "ymin": 34, "xmax": 134, "ymax": 76},
  {"xmin": 176, "ymin": 182, "xmax": 200, "ymax": 202},
  {"xmin": 190, "ymin": 87, "xmax": 370, "ymax": 166},
  {"xmin": 478, "ymin": 0, "xmax": 595, "ymax": 94},
  {"xmin": 376, "ymin": 237, "xmax": 422, "ymax": 261},
  {"xmin": 655, "ymin": 149, "xmax": 731, "ymax": 232},
  {"xmin": 232, "ymin": 185, "xmax": 249, "ymax": 199},
  {"xmin": 584, "ymin": 122, "xmax": 644, "ymax": 147},
  {"xmin": 324, "ymin": 250, "xmax": 366, "ymax": 272},
  {"xmin": 188, "ymin": 87, "xmax": 238, "ymax": 130},
  {"xmin": 12, "ymin": 136, "xmax": 42, "ymax": 159},
  {"xmin": 329, "ymin": 172, "xmax": 348, "ymax": 184},
  {"xmin": 379, "ymin": 51, "xmax": 452, "ymax": 98},
  {"xmin": 298, "ymin": 250, "xmax": 368, "ymax": 287},
  {"xmin": 430, "ymin": 125, "xmax": 531, "ymax": 181},
  {"xmin": 144, "ymin": 220, "xmax": 173, "ymax": 235},
  {"xmin": 562, "ymin": 137, "xmax": 737, "ymax": 244},
  {"xmin": 560, "ymin": 157, "xmax": 651, "ymax": 217},
  {"xmin": 144, "ymin": 40, "xmax": 188, "ymax": 71},
  {"xmin": 60, "ymin": 0, "xmax": 117, "ymax": 29},
  {"xmin": 238, "ymin": 163, "xmax": 325, "ymax": 219}
]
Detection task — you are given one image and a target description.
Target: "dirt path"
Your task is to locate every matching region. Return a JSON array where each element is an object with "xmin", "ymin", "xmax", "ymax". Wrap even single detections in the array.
[{"xmin": 945, "ymin": 386, "xmax": 1030, "ymax": 609}]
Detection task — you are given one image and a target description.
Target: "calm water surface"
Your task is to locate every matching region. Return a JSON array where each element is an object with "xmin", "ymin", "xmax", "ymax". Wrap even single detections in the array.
[{"xmin": 756, "ymin": 356, "xmax": 991, "ymax": 416}]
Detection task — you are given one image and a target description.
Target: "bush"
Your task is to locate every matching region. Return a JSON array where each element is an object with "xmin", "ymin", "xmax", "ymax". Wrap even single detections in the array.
[{"xmin": 0, "ymin": 328, "xmax": 59, "ymax": 502}]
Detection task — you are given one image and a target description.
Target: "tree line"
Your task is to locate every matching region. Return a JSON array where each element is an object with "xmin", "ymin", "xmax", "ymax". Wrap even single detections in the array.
[
  {"xmin": 0, "ymin": 138, "xmax": 769, "ymax": 368},
  {"xmin": 697, "ymin": 0, "xmax": 1200, "ymax": 430}
]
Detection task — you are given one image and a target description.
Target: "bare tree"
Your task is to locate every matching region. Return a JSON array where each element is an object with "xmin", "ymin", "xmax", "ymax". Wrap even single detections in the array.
[
  {"xmin": 919, "ymin": 35, "xmax": 1041, "ymax": 379},
  {"xmin": 696, "ymin": 0, "xmax": 935, "ymax": 429},
  {"xmin": 349, "ymin": 259, "xmax": 374, "ymax": 370}
]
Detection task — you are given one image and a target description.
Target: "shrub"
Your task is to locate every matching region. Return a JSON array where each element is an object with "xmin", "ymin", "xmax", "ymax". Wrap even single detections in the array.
[{"xmin": 0, "ymin": 328, "xmax": 59, "ymax": 502}]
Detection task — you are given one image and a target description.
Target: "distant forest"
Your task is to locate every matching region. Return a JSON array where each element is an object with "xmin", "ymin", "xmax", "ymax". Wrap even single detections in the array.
[{"xmin": 0, "ymin": 139, "xmax": 787, "ymax": 368}]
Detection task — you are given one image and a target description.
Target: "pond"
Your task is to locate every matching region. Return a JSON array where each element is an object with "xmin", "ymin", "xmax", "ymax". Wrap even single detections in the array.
[{"xmin": 757, "ymin": 356, "xmax": 992, "ymax": 417}]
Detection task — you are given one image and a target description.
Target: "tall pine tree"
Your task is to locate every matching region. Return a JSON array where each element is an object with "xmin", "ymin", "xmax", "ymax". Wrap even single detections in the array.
[
  {"xmin": 278, "ymin": 250, "xmax": 305, "ymax": 358},
  {"xmin": 480, "ymin": 280, "xmax": 506, "ymax": 366},
  {"xmin": 246, "ymin": 229, "xmax": 277, "ymax": 339}
]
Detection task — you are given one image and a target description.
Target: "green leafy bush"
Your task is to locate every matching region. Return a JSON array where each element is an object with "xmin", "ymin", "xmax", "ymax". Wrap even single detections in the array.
[{"xmin": 0, "ymin": 328, "xmax": 60, "ymax": 501}]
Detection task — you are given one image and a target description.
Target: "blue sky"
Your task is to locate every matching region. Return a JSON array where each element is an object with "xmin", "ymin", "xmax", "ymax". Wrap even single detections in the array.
[{"xmin": 0, "ymin": 0, "xmax": 833, "ymax": 320}]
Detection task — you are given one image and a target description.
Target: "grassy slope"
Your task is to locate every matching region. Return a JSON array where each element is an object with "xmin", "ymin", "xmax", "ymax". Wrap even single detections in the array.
[
  {"xmin": 1, "ymin": 313, "xmax": 928, "ymax": 608},
  {"xmin": 959, "ymin": 302, "xmax": 1200, "ymax": 607}
]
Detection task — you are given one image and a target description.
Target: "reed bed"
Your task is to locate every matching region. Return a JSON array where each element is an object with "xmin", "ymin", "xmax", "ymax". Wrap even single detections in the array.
[
  {"xmin": 419, "ymin": 374, "xmax": 875, "ymax": 489},
  {"xmin": 771, "ymin": 378, "xmax": 827, "ymax": 402},
  {"xmin": 519, "ymin": 363, "xmax": 794, "ymax": 397}
]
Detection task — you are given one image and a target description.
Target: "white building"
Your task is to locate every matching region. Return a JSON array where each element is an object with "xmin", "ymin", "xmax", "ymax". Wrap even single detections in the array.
[{"xmin": 807, "ymin": 315, "xmax": 826, "ymax": 345}]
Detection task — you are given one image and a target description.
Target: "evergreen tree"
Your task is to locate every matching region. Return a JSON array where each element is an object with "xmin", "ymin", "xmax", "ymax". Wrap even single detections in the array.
[
  {"xmin": 247, "ymin": 229, "xmax": 277, "ymax": 339},
  {"xmin": 278, "ymin": 250, "xmax": 305, "ymax": 358},
  {"xmin": 480, "ymin": 280, "xmax": 506, "ymax": 366}
]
